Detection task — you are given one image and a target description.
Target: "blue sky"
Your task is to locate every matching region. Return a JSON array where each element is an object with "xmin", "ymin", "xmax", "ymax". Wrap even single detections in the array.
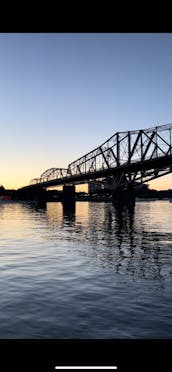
[{"xmin": 1, "ymin": 33, "xmax": 172, "ymax": 189}]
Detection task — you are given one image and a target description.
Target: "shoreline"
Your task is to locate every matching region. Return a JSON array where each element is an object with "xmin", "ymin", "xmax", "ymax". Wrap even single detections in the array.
[{"xmin": 1, "ymin": 197, "xmax": 172, "ymax": 204}]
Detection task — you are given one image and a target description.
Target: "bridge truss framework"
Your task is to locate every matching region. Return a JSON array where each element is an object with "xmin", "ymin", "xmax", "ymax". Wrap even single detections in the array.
[{"xmin": 29, "ymin": 123, "xmax": 172, "ymax": 190}]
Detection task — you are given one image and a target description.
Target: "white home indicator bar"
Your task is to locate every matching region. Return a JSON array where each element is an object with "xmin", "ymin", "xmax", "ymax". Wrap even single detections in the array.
[{"xmin": 55, "ymin": 367, "xmax": 117, "ymax": 370}]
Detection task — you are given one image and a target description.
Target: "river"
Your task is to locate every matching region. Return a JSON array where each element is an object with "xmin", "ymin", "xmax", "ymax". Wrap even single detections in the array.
[{"xmin": 0, "ymin": 200, "xmax": 172, "ymax": 338}]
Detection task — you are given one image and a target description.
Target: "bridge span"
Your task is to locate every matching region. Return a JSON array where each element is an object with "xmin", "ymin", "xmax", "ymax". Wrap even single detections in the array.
[
  {"xmin": 20, "ymin": 123, "xmax": 172, "ymax": 193},
  {"xmin": 18, "ymin": 124, "xmax": 172, "ymax": 203}
]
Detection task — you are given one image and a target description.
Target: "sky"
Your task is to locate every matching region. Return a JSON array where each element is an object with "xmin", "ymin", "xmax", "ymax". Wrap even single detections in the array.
[{"xmin": 1, "ymin": 33, "xmax": 172, "ymax": 190}]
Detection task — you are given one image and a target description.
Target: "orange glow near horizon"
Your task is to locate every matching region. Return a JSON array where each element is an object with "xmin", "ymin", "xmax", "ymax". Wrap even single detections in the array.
[
  {"xmin": 47, "ymin": 184, "xmax": 88, "ymax": 192},
  {"xmin": 148, "ymin": 173, "xmax": 172, "ymax": 190},
  {"xmin": 2, "ymin": 174, "xmax": 172, "ymax": 192},
  {"xmin": 1, "ymin": 182, "xmax": 89, "ymax": 191}
]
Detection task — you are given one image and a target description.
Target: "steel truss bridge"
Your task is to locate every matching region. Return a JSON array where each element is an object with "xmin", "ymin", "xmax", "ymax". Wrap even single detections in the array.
[{"xmin": 27, "ymin": 123, "xmax": 172, "ymax": 190}]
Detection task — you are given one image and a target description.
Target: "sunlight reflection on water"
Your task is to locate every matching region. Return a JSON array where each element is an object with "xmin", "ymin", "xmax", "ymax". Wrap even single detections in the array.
[{"xmin": 0, "ymin": 200, "xmax": 172, "ymax": 338}]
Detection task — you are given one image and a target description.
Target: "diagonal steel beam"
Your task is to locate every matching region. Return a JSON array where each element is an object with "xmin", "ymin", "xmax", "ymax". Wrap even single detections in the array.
[
  {"xmin": 99, "ymin": 146, "xmax": 110, "ymax": 168},
  {"xmin": 110, "ymin": 147, "xmax": 118, "ymax": 164},
  {"xmin": 141, "ymin": 131, "xmax": 156, "ymax": 161},
  {"xmin": 144, "ymin": 132, "xmax": 167, "ymax": 155},
  {"xmin": 128, "ymin": 130, "xmax": 142, "ymax": 163},
  {"xmin": 156, "ymin": 131, "xmax": 171, "ymax": 147}
]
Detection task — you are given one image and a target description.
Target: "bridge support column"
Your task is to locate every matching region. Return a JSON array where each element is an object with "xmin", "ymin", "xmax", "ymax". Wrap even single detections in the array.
[
  {"xmin": 35, "ymin": 187, "xmax": 47, "ymax": 208},
  {"xmin": 63, "ymin": 185, "xmax": 75, "ymax": 205},
  {"xmin": 112, "ymin": 184, "xmax": 135, "ymax": 207}
]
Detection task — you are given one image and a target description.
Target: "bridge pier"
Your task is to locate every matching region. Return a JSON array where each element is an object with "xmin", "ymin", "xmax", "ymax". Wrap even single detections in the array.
[
  {"xmin": 112, "ymin": 184, "xmax": 135, "ymax": 207},
  {"xmin": 62, "ymin": 185, "xmax": 75, "ymax": 205},
  {"xmin": 34, "ymin": 187, "xmax": 47, "ymax": 209}
]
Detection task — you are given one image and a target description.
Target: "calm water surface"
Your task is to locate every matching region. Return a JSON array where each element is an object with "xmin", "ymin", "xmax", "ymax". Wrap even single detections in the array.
[{"xmin": 0, "ymin": 200, "xmax": 172, "ymax": 338}]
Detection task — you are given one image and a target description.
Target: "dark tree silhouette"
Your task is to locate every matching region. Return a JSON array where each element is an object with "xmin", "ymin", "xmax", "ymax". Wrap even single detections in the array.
[{"xmin": 0, "ymin": 185, "xmax": 5, "ymax": 196}]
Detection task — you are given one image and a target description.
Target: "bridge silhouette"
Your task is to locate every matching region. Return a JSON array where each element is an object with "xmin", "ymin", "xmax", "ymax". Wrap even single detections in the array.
[{"xmin": 21, "ymin": 123, "xmax": 172, "ymax": 193}]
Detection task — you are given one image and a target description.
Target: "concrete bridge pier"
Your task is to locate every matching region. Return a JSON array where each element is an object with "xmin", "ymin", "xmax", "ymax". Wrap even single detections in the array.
[
  {"xmin": 112, "ymin": 176, "xmax": 135, "ymax": 206},
  {"xmin": 62, "ymin": 185, "xmax": 76, "ymax": 205},
  {"xmin": 35, "ymin": 187, "xmax": 47, "ymax": 209},
  {"xmin": 112, "ymin": 187, "xmax": 135, "ymax": 207}
]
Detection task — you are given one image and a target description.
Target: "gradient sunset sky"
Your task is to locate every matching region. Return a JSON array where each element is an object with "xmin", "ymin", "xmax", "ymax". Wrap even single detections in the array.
[{"xmin": 1, "ymin": 33, "xmax": 172, "ymax": 190}]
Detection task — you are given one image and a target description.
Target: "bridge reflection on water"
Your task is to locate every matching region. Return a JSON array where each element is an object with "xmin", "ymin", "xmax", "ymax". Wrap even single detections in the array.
[
  {"xmin": 35, "ymin": 200, "xmax": 172, "ymax": 282},
  {"xmin": 0, "ymin": 199, "xmax": 172, "ymax": 338}
]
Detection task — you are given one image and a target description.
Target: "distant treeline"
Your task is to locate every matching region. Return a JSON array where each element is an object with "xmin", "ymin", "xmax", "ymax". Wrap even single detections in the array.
[
  {"xmin": 87, "ymin": 187, "xmax": 172, "ymax": 199},
  {"xmin": 135, "ymin": 188, "xmax": 172, "ymax": 199}
]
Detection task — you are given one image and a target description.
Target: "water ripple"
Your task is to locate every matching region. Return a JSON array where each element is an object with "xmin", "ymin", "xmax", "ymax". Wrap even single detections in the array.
[{"xmin": 0, "ymin": 200, "xmax": 172, "ymax": 338}]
